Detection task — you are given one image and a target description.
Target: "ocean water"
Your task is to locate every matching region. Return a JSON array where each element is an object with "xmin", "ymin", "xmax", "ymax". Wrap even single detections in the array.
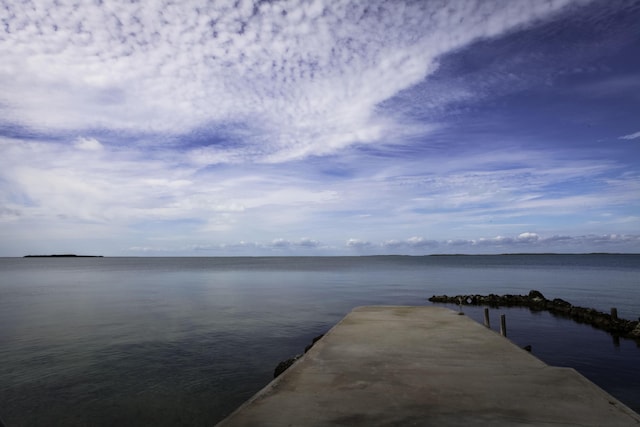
[{"xmin": 0, "ymin": 254, "xmax": 638, "ymax": 426}]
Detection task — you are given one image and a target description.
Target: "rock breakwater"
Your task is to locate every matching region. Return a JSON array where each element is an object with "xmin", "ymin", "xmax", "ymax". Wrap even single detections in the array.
[{"xmin": 429, "ymin": 290, "xmax": 640, "ymax": 340}]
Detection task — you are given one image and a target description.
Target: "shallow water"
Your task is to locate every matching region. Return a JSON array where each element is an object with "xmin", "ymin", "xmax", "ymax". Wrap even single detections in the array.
[{"xmin": 0, "ymin": 255, "xmax": 638, "ymax": 425}]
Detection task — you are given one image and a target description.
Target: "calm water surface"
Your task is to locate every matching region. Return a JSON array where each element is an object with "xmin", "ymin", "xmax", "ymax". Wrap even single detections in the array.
[{"xmin": 0, "ymin": 255, "xmax": 639, "ymax": 425}]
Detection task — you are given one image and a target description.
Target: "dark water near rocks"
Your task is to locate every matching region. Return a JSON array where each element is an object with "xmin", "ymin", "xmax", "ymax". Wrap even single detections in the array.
[{"xmin": 0, "ymin": 254, "xmax": 639, "ymax": 426}]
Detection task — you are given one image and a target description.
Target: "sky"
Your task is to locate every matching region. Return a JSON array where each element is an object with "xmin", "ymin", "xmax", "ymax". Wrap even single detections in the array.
[{"xmin": 1, "ymin": 0, "xmax": 639, "ymax": 256}]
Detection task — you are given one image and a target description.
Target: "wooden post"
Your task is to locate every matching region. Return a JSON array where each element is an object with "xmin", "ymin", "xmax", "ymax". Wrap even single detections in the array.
[
  {"xmin": 500, "ymin": 314, "xmax": 507, "ymax": 337},
  {"xmin": 611, "ymin": 308, "xmax": 618, "ymax": 320},
  {"xmin": 484, "ymin": 308, "xmax": 490, "ymax": 328}
]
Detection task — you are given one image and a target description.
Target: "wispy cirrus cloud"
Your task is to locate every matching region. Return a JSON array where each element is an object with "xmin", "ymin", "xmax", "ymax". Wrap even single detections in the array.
[{"xmin": 620, "ymin": 131, "xmax": 640, "ymax": 140}]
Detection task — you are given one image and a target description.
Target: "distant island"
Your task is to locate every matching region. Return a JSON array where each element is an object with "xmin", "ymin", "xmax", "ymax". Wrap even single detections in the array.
[{"xmin": 24, "ymin": 254, "xmax": 104, "ymax": 258}]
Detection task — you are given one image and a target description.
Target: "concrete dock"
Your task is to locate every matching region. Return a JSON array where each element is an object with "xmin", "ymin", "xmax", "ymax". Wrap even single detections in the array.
[{"xmin": 216, "ymin": 306, "xmax": 640, "ymax": 426}]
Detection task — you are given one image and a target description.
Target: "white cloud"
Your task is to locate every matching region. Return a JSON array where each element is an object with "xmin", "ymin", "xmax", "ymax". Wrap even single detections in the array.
[
  {"xmin": 159, "ymin": 237, "xmax": 324, "ymax": 254},
  {"xmin": 0, "ymin": 0, "xmax": 583, "ymax": 162},
  {"xmin": 517, "ymin": 232, "xmax": 540, "ymax": 242},
  {"xmin": 346, "ymin": 238, "xmax": 372, "ymax": 249},
  {"xmin": 619, "ymin": 131, "xmax": 640, "ymax": 140},
  {"xmin": 271, "ymin": 238, "xmax": 292, "ymax": 248},
  {"xmin": 74, "ymin": 137, "xmax": 103, "ymax": 151},
  {"xmin": 2, "ymin": 132, "xmax": 638, "ymax": 256},
  {"xmin": 127, "ymin": 246, "xmax": 172, "ymax": 253},
  {"xmin": 0, "ymin": 135, "xmax": 348, "ymax": 250},
  {"xmin": 298, "ymin": 238, "xmax": 321, "ymax": 248},
  {"xmin": 128, "ymin": 233, "xmax": 640, "ymax": 255},
  {"xmin": 383, "ymin": 236, "xmax": 439, "ymax": 249},
  {"xmin": 268, "ymin": 238, "xmax": 322, "ymax": 249}
]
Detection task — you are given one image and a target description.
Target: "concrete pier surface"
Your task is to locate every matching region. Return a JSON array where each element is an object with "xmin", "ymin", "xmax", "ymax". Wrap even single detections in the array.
[{"xmin": 216, "ymin": 306, "xmax": 640, "ymax": 426}]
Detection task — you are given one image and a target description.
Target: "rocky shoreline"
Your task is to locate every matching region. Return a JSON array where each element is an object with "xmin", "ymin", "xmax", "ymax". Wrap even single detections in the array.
[{"xmin": 429, "ymin": 290, "xmax": 640, "ymax": 340}]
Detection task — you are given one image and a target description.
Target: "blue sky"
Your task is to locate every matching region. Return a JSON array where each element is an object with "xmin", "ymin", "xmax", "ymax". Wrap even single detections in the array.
[{"xmin": 1, "ymin": 0, "xmax": 639, "ymax": 256}]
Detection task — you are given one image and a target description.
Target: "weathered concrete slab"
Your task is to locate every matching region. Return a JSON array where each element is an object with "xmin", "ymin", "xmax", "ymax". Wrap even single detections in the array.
[{"xmin": 216, "ymin": 306, "xmax": 640, "ymax": 426}]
